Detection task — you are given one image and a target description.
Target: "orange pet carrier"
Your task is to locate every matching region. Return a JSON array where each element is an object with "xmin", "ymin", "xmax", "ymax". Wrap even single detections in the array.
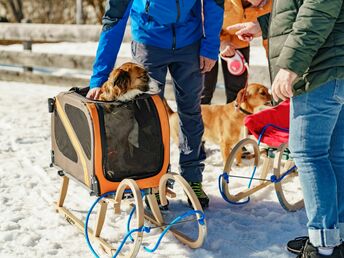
[
  {"xmin": 49, "ymin": 87, "xmax": 206, "ymax": 257},
  {"xmin": 50, "ymin": 87, "xmax": 170, "ymax": 195}
]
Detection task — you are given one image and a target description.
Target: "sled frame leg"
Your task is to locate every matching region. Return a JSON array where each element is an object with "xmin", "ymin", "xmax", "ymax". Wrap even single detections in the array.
[
  {"xmin": 55, "ymin": 176, "xmax": 147, "ymax": 257},
  {"xmin": 273, "ymin": 144, "xmax": 304, "ymax": 212},
  {"xmin": 222, "ymin": 138, "xmax": 273, "ymax": 202},
  {"xmin": 143, "ymin": 173, "xmax": 207, "ymax": 249},
  {"xmin": 55, "ymin": 176, "xmax": 117, "ymax": 255}
]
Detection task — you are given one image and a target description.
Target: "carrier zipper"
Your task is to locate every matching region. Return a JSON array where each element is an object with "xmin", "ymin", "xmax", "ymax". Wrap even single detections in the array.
[
  {"xmin": 145, "ymin": 0, "xmax": 150, "ymax": 13},
  {"xmin": 172, "ymin": 24, "xmax": 176, "ymax": 50},
  {"xmin": 176, "ymin": 0, "xmax": 181, "ymax": 22}
]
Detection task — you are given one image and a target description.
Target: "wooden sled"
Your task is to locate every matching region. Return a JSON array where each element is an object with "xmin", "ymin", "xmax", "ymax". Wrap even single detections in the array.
[
  {"xmin": 219, "ymin": 100, "xmax": 304, "ymax": 212},
  {"xmin": 220, "ymin": 138, "xmax": 304, "ymax": 211},
  {"xmin": 49, "ymin": 88, "xmax": 206, "ymax": 257},
  {"xmin": 55, "ymin": 173, "xmax": 206, "ymax": 257}
]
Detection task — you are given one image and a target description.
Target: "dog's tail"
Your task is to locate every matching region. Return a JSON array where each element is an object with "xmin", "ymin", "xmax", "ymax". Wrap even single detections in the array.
[{"xmin": 162, "ymin": 98, "xmax": 174, "ymax": 116}]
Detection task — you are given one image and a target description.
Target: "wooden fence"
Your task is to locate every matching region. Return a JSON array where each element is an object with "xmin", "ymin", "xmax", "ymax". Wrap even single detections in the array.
[
  {"xmin": 0, "ymin": 23, "xmax": 132, "ymax": 87},
  {"xmin": 0, "ymin": 23, "xmax": 269, "ymax": 103}
]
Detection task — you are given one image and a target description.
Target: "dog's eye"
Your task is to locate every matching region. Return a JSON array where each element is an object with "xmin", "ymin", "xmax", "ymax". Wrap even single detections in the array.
[{"xmin": 259, "ymin": 91, "xmax": 266, "ymax": 96}]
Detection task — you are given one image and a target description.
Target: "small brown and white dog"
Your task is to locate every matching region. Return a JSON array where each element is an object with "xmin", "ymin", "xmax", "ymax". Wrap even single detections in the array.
[
  {"xmin": 97, "ymin": 62, "xmax": 159, "ymax": 172},
  {"xmin": 164, "ymin": 83, "xmax": 272, "ymax": 165},
  {"xmin": 98, "ymin": 62, "xmax": 159, "ymax": 102}
]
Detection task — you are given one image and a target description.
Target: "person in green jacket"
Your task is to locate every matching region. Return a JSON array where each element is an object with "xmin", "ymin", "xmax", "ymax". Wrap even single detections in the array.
[{"xmin": 227, "ymin": 1, "xmax": 344, "ymax": 257}]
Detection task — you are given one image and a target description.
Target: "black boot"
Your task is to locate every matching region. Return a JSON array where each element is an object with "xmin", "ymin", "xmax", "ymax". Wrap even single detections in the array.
[
  {"xmin": 144, "ymin": 193, "xmax": 169, "ymax": 211},
  {"xmin": 298, "ymin": 240, "xmax": 344, "ymax": 258},
  {"xmin": 187, "ymin": 182, "xmax": 209, "ymax": 209},
  {"xmin": 287, "ymin": 236, "xmax": 309, "ymax": 254}
]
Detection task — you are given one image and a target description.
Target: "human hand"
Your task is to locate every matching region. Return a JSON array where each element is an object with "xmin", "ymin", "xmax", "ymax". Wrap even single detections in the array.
[
  {"xmin": 220, "ymin": 45, "xmax": 236, "ymax": 57},
  {"xmin": 271, "ymin": 68, "xmax": 298, "ymax": 102},
  {"xmin": 200, "ymin": 56, "xmax": 216, "ymax": 73},
  {"xmin": 86, "ymin": 87, "xmax": 101, "ymax": 100},
  {"xmin": 247, "ymin": 0, "xmax": 268, "ymax": 8},
  {"xmin": 226, "ymin": 21, "xmax": 262, "ymax": 42}
]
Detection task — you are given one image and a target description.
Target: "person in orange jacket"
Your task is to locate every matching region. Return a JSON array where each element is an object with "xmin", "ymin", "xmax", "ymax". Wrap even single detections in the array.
[{"xmin": 201, "ymin": 0, "xmax": 271, "ymax": 104}]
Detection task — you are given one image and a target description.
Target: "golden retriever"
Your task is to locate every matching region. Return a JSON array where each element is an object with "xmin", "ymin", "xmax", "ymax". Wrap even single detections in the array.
[
  {"xmin": 98, "ymin": 62, "xmax": 159, "ymax": 102},
  {"xmin": 164, "ymin": 83, "xmax": 272, "ymax": 165}
]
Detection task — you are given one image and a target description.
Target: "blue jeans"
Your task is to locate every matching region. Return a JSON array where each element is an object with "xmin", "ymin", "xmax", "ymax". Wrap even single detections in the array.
[
  {"xmin": 131, "ymin": 41, "xmax": 206, "ymax": 183},
  {"xmin": 289, "ymin": 80, "xmax": 344, "ymax": 247}
]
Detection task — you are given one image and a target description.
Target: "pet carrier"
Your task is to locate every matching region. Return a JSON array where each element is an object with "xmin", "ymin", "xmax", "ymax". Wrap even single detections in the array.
[{"xmin": 49, "ymin": 87, "xmax": 206, "ymax": 257}]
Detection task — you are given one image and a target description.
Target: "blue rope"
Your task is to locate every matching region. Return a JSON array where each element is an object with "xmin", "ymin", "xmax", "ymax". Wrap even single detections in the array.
[
  {"xmin": 270, "ymin": 165, "xmax": 297, "ymax": 183},
  {"xmin": 247, "ymin": 165, "xmax": 257, "ymax": 189},
  {"xmin": 144, "ymin": 210, "xmax": 205, "ymax": 253},
  {"xmin": 246, "ymin": 123, "xmax": 290, "ymax": 188},
  {"xmin": 85, "ymin": 191, "xmax": 205, "ymax": 256},
  {"xmin": 126, "ymin": 191, "xmax": 146, "ymax": 242},
  {"xmin": 257, "ymin": 123, "xmax": 289, "ymax": 146},
  {"xmin": 219, "ymin": 123, "xmax": 292, "ymax": 204},
  {"xmin": 85, "ymin": 189, "xmax": 146, "ymax": 258},
  {"xmin": 112, "ymin": 226, "xmax": 150, "ymax": 258},
  {"xmin": 126, "ymin": 205, "xmax": 137, "ymax": 242},
  {"xmin": 85, "ymin": 191, "xmax": 116, "ymax": 258},
  {"xmin": 218, "ymin": 173, "xmax": 250, "ymax": 205}
]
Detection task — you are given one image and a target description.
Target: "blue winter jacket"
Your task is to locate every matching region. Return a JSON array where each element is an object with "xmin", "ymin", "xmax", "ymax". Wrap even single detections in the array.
[{"xmin": 89, "ymin": 0, "xmax": 224, "ymax": 88}]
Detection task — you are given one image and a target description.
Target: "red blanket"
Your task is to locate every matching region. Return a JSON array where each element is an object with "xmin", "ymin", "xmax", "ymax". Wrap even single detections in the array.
[{"xmin": 244, "ymin": 100, "xmax": 290, "ymax": 147}]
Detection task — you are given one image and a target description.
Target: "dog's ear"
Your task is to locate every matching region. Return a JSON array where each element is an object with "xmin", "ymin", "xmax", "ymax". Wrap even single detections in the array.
[
  {"xmin": 113, "ymin": 69, "xmax": 131, "ymax": 90},
  {"xmin": 99, "ymin": 80, "xmax": 122, "ymax": 101},
  {"xmin": 236, "ymin": 88, "xmax": 247, "ymax": 104}
]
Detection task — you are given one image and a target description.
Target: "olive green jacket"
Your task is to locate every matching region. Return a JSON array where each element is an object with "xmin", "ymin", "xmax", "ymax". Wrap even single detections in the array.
[{"xmin": 259, "ymin": 0, "xmax": 344, "ymax": 96}]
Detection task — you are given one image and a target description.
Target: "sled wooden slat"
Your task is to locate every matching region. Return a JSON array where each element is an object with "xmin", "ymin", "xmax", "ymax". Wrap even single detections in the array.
[
  {"xmin": 143, "ymin": 211, "xmax": 196, "ymax": 247},
  {"xmin": 229, "ymin": 181, "xmax": 272, "ymax": 202},
  {"xmin": 166, "ymin": 188, "xmax": 176, "ymax": 198},
  {"xmin": 57, "ymin": 176, "xmax": 69, "ymax": 207},
  {"xmin": 56, "ymin": 205, "xmax": 117, "ymax": 255},
  {"xmin": 94, "ymin": 201, "xmax": 107, "ymax": 237},
  {"xmin": 273, "ymin": 144, "xmax": 304, "ymax": 212}
]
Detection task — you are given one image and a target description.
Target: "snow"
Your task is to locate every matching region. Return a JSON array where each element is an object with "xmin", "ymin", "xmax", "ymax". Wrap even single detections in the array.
[{"xmin": 0, "ymin": 80, "xmax": 307, "ymax": 258}]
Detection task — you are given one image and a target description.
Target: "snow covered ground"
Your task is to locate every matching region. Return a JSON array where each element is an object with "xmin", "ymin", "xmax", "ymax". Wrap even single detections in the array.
[{"xmin": 0, "ymin": 80, "xmax": 307, "ymax": 258}]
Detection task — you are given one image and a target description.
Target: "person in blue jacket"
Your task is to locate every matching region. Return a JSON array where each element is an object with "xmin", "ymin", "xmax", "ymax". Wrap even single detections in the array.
[{"xmin": 87, "ymin": 0, "xmax": 224, "ymax": 208}]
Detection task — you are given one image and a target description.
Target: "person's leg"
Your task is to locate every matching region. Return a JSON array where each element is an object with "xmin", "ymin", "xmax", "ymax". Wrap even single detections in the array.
[
  {"xmin": 289, "ymin": 80, "xmax": 344, "ymax": 248},
  {"xmin": 167, "ymin": 42, "xmax": 206, "ymax": 184},
  {"xmin": 329, "ymin": 81, "xmax": 344, "ymax": 241},
  {"xmin": 222, "ymin": 47, "xmax": 250, "ymax": 103},
  {"xmin": 201, "ymin": 61, "xmax": 218, "ymax": 104},
  {"xmin": 131, "ymin": 41, "xmax": 168, "ymax": 97}
]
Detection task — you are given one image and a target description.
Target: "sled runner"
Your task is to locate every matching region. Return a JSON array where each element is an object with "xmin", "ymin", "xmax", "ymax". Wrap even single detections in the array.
[
  {"xmin": 49, "ymin": 87, "xmax": 206, "ymax": 257},
  {"xmin": 219, "ymin": 100, "xmax": 304, "ymax": 211}
]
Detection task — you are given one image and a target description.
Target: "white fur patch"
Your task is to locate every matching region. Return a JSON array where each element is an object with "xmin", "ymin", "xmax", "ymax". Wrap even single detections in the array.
[
  {"xmin": 116, "ymin": 81, "xmax": 161, "ymax": 102},
  {"xmin": 116, "ymin": 89, "xmax": 144, "ymax": 102},
  {"xmin": 146, "ymin": 81, "xmax": 161, "ymax": 95}
]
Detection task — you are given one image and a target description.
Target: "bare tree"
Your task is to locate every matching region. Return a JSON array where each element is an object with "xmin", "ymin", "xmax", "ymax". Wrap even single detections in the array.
[
  {"xmin": 0, "ymin": 0, "xmax": 24, "ymax": 22},
  {"xmin": 85, "ymin": 0, "xmax": 104, "ymax": 24}
]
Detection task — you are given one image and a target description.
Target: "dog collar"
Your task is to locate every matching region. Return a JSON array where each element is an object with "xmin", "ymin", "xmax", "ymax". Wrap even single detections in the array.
[
  {"xmin": 239, "ymin": 106, "xmax": 253, "ymax": 115},
  {"xmin": 234, "ymin": 101, "xmax": 253, "ymax": 115}
]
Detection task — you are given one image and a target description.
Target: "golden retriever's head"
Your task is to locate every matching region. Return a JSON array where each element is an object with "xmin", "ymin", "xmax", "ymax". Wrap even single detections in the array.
[
  {"xmin": 99, "ymin": 62, "xmax": 156, "ymax": 102},
  {"xmin": 236, "ymin": 83, "xmax": 272, "ymax": 112}
]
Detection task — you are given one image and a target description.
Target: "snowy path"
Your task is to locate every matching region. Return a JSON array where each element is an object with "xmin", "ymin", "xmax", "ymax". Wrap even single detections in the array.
[{"xmin": 0, "ymin": 81, "xmax": 306, "ymax": 258}]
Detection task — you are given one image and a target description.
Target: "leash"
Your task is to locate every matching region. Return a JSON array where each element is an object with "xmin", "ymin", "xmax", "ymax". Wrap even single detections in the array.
[
  {"xmin": 85, "ymin": 190, "xmax": 205, "ymax": 258},
  {"xmin": 234, "ymin": 62, "xmax": 251, "ymax": 114}
]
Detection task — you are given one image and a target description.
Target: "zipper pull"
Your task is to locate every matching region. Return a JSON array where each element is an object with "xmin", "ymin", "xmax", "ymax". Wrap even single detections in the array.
[{"xmin": 145, "ymin": 0, "xmax": 150, "ymax": 13}]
